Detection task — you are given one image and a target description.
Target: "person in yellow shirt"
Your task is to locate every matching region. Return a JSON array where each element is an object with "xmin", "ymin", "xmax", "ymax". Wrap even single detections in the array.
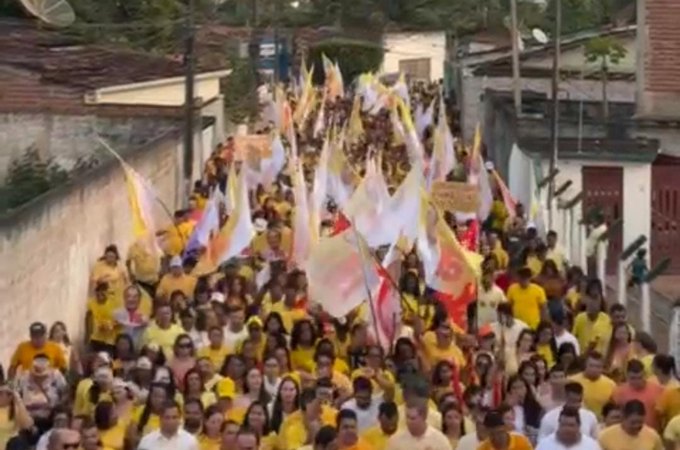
[
  {"xmin": 336, "ymin": 409, "xmax": 374, "ymax": 450},
  {"xmin": 198, "ymin": 405, "xmax": 224, "ymax": 450},
  {"xmin": 90, "ymin": 245, "xmax": 129, "ymax": 297},
  {"xmin": 156, "ymin": 256, "xmax": 197, "ymax": 302},
  {"xmin": 141, "ymin": 304, "xmax": 185, "ymax": 360},
  {"xmin": 418, "ymin": 318, "xmax": 467, "ymax": 371},
  {"xmin": 94, "ymin": 400, "xmax": 127, "ymax": 450},
  {"xmin": 9, "ymin": 322, "xmax": 67, "ymax": 378},
  {"xmin": 126, "ymin": 240, "xmax": 160, "ymax": 296},
  {"xmin": 488, "ymin": 232, "xmax": 509, "ymax": 270},
  {"xmin": 278, "ymin": 388, "xmax": 337, "ymax": 450},
  {"xmin": 362, "ymin": 401, "xmax": 399, "ymax": 450},
  {"xmin": 476, "ymin": 409, "xmax": 533, "ymax": 450},
  {"xmin": 215, "ymin": 378, "xmax": 246, "ymax": 424},
  {"xmin": 290, "ymin": 319, "xmax": 319, "ymax": 373},
  {"xmin": 663, "ymin": 414, "xmax": 680, "ymax": 449},
  {"xmin": 571, "ymin": 285, "xmax": 612, "ymax": 356},
  {"xmin": 0, "ymin": 384, "xmax": 33, "ymax": 450},
  {"xmin": 570, "ymin": 352, "xmax": 616, "ymax": 419},
  {"xmin": 507, "ymin": 268, "xmax": 548, "ymax": 329},
  {"xmin": 197, "ymin": 326, "xmax": 231, "ymax": 370},
  {"xmin": 87, "ymin": 282, "xmax": 118, "ymax": 354},
  {"xmin": 159, "ymin": 210, "xmax": 194, "ymax": 257},
  {"xmin": 599, "ymin": 399, "xmax": 664, "ymax": 450}
]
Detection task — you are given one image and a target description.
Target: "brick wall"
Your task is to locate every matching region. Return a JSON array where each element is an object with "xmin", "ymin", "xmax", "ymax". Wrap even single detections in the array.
[
  {"xmin": 0, "ymin": 113, "xmax": 179, "ymax": 181},
  {"xmin": 638, "ymin": 0, "xmax": 680, "ymax": 117},
  {"xmin": 0, "ymin": 133, "xmax": 181, "ymax": 366}
]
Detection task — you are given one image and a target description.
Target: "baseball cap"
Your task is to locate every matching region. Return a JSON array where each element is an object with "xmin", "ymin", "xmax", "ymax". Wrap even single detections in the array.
[
  {"xmin": 169, "ymin": 255, "xmax": 183, "ymax": 268},
  {"xmin": 246, "ymin": 316, "xmax": 263, "ymax": 329},
  {"xmin": 29, "ymin": 322, "xmax": 47, "ymax": 335},
  {"xmin": 136, "ymin": 356, "xmax": 153, "ymax": 370}
]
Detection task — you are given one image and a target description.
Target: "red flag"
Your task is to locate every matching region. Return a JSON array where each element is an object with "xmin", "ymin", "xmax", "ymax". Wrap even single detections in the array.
[
  {"xmin": 370, "ymin": 247, "xmax": 402, "ymax": 351},
  {"xmin": 433, "ymin": 283, "xmax": 477, "ymax": 331},
  {"xmin": 330, "ymin": 212, "xmax": 351, "ymax": 236}
]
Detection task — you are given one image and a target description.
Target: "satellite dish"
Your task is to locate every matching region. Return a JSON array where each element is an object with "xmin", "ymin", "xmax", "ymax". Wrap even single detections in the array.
[
  {"xmin": 18, "ymin": 0, "xmax": 76, "ymax": 28},
  {"xmin": 532, "ymin": 28, "xmax": 548, "ymax": 44}
]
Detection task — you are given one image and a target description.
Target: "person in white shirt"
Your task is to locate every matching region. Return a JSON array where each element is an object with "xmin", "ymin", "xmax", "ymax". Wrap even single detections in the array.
[
  {"xmin": 456, "ymin": 407, "xmax": 489, "ymax": 450},
  {"xmin": 386, "ymin": 398, "xmax": 451, "ymax": 450},
  {"xmin": 223, "ymin": 308, "xmax": 249, "ymax": 352},
  {"xmin": 536, "ymin": 406, "xmax": 602, "ymax": 450},
  {"xmin": 553, "ymin": 310, "xmax": 580, "ymax": 355},
  {"xmin": 539, "ymin": 382, "xmax": 599, "ymax": 441},
  {"xmin": 341, "ymin": 377, "xmax": 380, "ymax": 432},
  {"xmin": 477, "ymin": 271, "xmax": 507, "ymax": 328},
  {"xmin": 138, "ymin": 400, "xmax": 199, "ymax": 450},
  {"xmin": 491, "ymin": 303, "xmax": 528, "ymax": 362}
]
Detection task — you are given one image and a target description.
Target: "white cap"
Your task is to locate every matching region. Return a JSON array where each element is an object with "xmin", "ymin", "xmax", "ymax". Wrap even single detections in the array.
[
  {"xmin": 169, "ymin": 255, "xmax": 183, "ymax": 268},
  {"xmin": 526, "ymin": 221, "xmax": 537, "ymax": 230},
  {"xmin": 484, "ymin": 161, "xmax": 495, "ymax": 170},
  {"xmin": 254, "ymin": 218, "xmax": 268, "ymax": 233},
  {"xmin": 210, "ymin": 292, "xmax": 225, "ymax": 303}
]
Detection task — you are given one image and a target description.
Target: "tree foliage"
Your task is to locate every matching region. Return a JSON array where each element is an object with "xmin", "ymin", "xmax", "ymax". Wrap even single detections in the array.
[{"xmin": 307, "ymin": 38, "xmax": 384, "ymax": 86}]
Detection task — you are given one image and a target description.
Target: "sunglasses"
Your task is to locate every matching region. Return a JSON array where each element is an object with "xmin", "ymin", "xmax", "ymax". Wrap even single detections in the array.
[{"xmin": 61, "ymin": 442, "xmax": 80, "ymax": 449}]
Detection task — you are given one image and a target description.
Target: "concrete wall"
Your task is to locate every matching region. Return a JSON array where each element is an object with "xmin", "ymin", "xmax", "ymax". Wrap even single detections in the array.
[
  {"xmin": 382, "ymin": 32, "xmax": 447, "ymax": 82},
  {"xmin": 92, "ymin": 76, "xmax": 224, "ymax": 108},
  {"xmin": 461, "ymin": 75, "xmax": 637, "ymax": 141},
  {"xmin": 0, "ymin": 132, "xmax": 182, "ymax": 366},
  {"xmin": 532, "ymin": 158, "xmax": 652, "ymax": 265},
  {"xmin": 0, "ymin": 113, "xmax": 179, "ymax": 181}
]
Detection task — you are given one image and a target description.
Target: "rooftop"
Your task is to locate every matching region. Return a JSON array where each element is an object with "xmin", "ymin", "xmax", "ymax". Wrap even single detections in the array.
[
  {"xmin": 0, "ymin": 20, "xmax": 226, "ymax": 115},
  {"xmin": 517, "ymin": 137, "xmax": 660, "ymax": 163}
]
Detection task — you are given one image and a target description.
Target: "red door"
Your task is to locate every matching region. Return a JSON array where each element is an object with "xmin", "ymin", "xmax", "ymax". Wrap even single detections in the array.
[
  {"xmin": 651, "ymin": 157, "xmax": 680, "ymax": 274},
  {"xmin": 582, "ymin": 166, "xmax": 624, "ymax": 274}
]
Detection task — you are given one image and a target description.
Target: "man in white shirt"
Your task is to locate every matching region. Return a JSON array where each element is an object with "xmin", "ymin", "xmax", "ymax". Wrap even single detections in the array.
[
  {"xmin": 537, "ymin": 406, "xmax": 602, "ymax": 450},
  {"xmin": 386, "ymin": 398, "xmax": 451, "ymax": 450},
  {"xmin": 553, "ymin": 310, "xmax": 580, "ymax": 355},
  {"xmin": 477, "ymin": 271, "xmax": 507, "ymax": 328},
  {"xmin": 223, "ymin": 308, "xmax": 249, "ymax": 352},
  {"xmin": 456, "ymin": 407, "xmax": 489, "ymax": 450},
  {"xmin": 539, "ymin": 382, "xmax": 599, "ymax": 440},
  {"xmin": 341, "ymin": 377, "xmax": 380, "ymax": 432},
  {"xmin": 138, "ymin": 400, "xmax": 199, "ymax": 450},
  {"xmin": 491, "ymin": 303, "xmax": 528, "ymax": 361}
]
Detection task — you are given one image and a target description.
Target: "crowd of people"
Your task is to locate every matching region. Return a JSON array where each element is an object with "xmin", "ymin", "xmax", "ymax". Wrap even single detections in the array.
[{"xmin": 2, "ymin": 73, "xmax": 680, "ymax": 450}]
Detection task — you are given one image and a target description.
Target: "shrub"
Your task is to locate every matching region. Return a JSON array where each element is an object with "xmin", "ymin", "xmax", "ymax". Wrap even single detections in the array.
[{"xmin": 307, "ymin": 37, "xmax": 384, "ymax": 86}]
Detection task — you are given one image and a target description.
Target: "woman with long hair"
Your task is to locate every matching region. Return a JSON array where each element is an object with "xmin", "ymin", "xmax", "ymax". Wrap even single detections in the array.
[
  {"xmin": 604, "ymin": 322, "xmax": 633, "ymax": 381},
  {"xmin": 441, "ymin": 402, "xmax": 466, "ymax": 449},
  {"xmin": 112, "ymin": 334, "xmax": 137, "ymax": 379},
  {"xmin": 507, "ymin": 329, "xmax": 536, "ymax": 375},
  {"xmin": 290, "ymin": 319, "xmax": 318, "ymax": 373},
  {"xmin": 262, "ymin": 355, "xmax": 282, "ymax": 398},
  {"xmin": 183, "ymin": 368, "xmax": 216, "ymax": 409},
  {"xmin": 111, "ymin": 378, "xmax": 135, "ymax": 428},
  {"xmin": 269, "ymin": 376, "xmax": 300, "ymax": 433},
  {"xmin": 529, "ymin": 354, "xmax": 551, "ymax": 402},
  {"xmin": 90, "ymin": 244, "xmax": 129, "ymax": 296},
  {"xmin": 197, "ymin": 405, "xmax": 224, "ymax": 450},
  {"xmin": 235, "ymin": 367, "xmax": 271, "ymax": 410},
  {"xmin": 49, "ymin": 321, "xmax": 82, "ymax": 377},
  {"xmin": 557, "ymin": 342, "xmax": 581, "ymax": 375},
  {"xmin": 126, "ymin": 382, "xmax": 171, "ymax": 446},
  {"xmin": 169, "ymin": 334, "xmax": 196, "ymax": 391},
  {"xmin": 504, "ymin": 374, "xmax": 543, "ymax": 444},
  {"xmin": 242, "ymin": 401, "xmax": 276, "ymax": 450},
  {"xmin": 534, "ymin": 322, "xmax": 558, "ymax": 368},
  {"xmin": 94, "ymin": 401, "xmax": 126, "ymax": 450},
  {"xmin": 0, "ymin": 382, "xmax": 33, "ymax": 449},
  {"xmin": 220, "ymin": 355, "xmax": 247, "ymax": 394}
]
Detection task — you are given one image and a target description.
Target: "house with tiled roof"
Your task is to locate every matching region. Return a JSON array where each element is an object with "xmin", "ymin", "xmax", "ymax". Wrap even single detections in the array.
[{"xmin": 0, "ymin": 20, "xmax": 231, "ymax": 183}]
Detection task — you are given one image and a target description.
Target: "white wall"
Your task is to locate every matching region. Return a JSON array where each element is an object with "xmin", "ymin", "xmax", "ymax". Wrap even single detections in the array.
[
  {"xmin": 93, "ymin": 77, "xmax": 223, "ymax": 107},
  {"xmin": 535, "ymin": 158, "xmax": 652, "ymax": 264},
  {"xmin": 382, "ymin": 32, "xmax": 447, "ymax": 82}
]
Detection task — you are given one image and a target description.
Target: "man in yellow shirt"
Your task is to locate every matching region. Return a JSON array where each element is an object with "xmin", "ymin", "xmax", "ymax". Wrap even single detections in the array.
[
  {"xmin": 570, "ymin": 352, "xmax": 616, "ymax": 419},
  {"xmin": 197, "ymin": 326, "xmax": 231, "ymax": 370},
  {"xmin": 141, "ymin": 304, "xmax": 184, "ymax": 359},
  {"xmin": 599, "ymin": 399, "xmax": 663, "ymax": 450},
  {"xmin": 86, "ymin": 282, "xmax": 118, "ymax": 353},
  {"xmin": 362, "ymin": 401, "xmax": 399, "ymax": 450},
  {"xmin": 278, "ymin": 388, "xmax": 337, "ymax": 450},
  {"xmin": 156, "ymin": 256, "xmax": 197, "ymax": 302},
  {"xmin": 488, "ymin": 232, "xmax": 509, "ymax": 270},
  {"xmin": 9, "ymin": 322, "xmax": 66, "ymax": 378},
  {"xmin": 507, "ymin": 267, "xmax": 547, "ymax": 329},
  {"xmin": 126, "ymin": 240, "xmax": 160, "ymax": 296},
  {"xmin": 572, "ymin": 288, "xmax": 612, "ymax": 355}
]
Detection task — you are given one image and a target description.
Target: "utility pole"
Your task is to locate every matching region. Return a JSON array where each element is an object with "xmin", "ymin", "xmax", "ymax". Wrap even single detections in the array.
[
  {"xmin": 547, "ymin": 0, "xmax": 562, "ymax": 229},
  {"xmin": 273, "ymin": 0, "xmax": 281, "ymax": 88},
  {"xmin": 183, "ymin": 0, "xmax": 196, "ymax": 203},
  {"xmin": 510, "ymin": 0, "xmax": 522, "ymax": 117}
]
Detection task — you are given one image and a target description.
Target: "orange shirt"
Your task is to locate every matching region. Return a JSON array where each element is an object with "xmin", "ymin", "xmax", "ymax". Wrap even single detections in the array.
[
  {"xmin": 10, "ymin": 341, "xmax": 66, "ymax": 373},
  {"xmin": 477, "ymin": 434, "xmax": 533, "ymax": 450},
  {"xmin": 613, "ymin": 381, "xmax": 664, "ymax": 428}
]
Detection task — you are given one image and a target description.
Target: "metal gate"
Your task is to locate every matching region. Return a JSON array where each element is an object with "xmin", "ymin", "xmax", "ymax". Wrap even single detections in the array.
[
  {"xmin": 651, "ymin": 156, "xmax": 680, "ymax": 274},
  {"xmin": 582, "ymin": 166, "xmax": 624, "ymax": 274}
]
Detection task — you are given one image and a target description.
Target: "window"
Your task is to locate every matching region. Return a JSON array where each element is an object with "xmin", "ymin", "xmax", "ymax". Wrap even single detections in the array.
[{"xmin": 398, "ymin": 58, "xmax": 431, "ymax": 82}]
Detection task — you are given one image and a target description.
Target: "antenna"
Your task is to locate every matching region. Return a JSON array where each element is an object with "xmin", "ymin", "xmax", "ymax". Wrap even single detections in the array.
[
  {"xmin": 18, "ymin": 0, "xmax": 76, "ymax": 28},
  {"xmin": 532, "ymin": 28, "xmax": 548, "ymax": 45}
]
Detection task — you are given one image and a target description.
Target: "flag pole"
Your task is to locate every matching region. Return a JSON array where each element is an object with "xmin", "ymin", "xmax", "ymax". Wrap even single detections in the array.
[{"xmin": 349, "ymin": 217, "xmax": 383, "ymax": 350}]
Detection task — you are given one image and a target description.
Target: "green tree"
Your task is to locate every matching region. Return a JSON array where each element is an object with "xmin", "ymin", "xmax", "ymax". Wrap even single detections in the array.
[
  {"xmin": 307, "ymin": 38, "xmax": 384, "ymax": 85},
  {"xmin": 584, "ymin": 35, "xmax": 627, "ymax": 118}
]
